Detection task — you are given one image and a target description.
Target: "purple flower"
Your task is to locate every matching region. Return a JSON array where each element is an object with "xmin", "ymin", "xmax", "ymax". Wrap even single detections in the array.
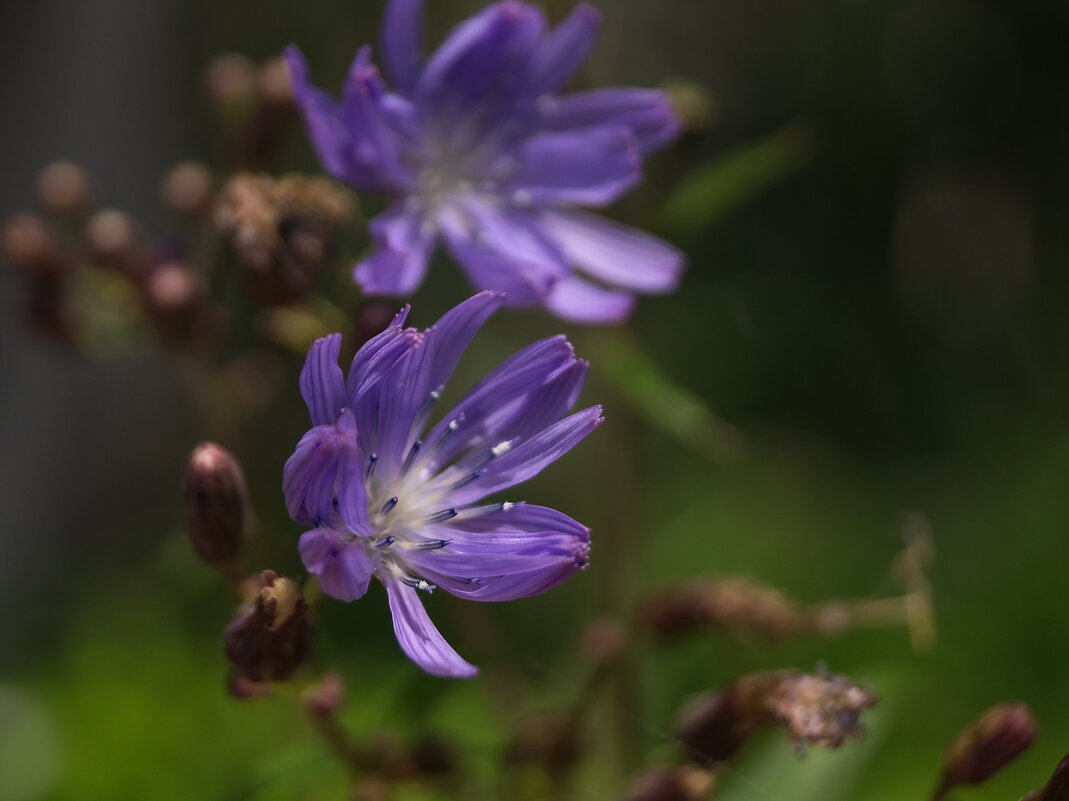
[
  {"xmin": 285, "ymin": 0, "xmax": 683, "ymax": 324},
  {"xmin": 283, "ymin": 292, "xmax": 599, "ymax": 677}
]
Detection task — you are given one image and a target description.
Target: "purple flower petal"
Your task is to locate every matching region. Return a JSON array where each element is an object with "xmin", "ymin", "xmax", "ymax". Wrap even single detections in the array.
[
  {"xmin": 422, "ymin": 335, "xmax": 577, "ymax": 469},
  {"xmin": 537, "ymin": 88, "xmax": 681, "ymax": 154},
  {"xmin": 447, "ymin": 405, "xmax": 604, "ymax": 505},
  {"xmin": 300, "ymin": 528, "xmax": 379, "ymax": 601},
  {"xmin": 425, "ymin": 289, "xmax": 505, "ymax": 389},
  {"xmin": 523, "ymin": 3, "xmax": 602, "ymax": 96},
  {"xmin": 438, "ymin": 209, "xmax": 561, "ymax": 305},
  {"xmin": 340, "ymin": 49, "xmax": 416, "ymax": 192},
  {"xmin": 544, "ymin": 275, "xmax": 636, "ymax": 324},
  {"xmin": 405, "ymin": 503, "xmax": 589, "ymax": 601},
  {"xmin": 384, "ymin": 574, "xmax": 479, "ymax": 678},
  {"xmin": 380, "ymin": 0, "xmax": 425, "ymax": 96},
  {"xmin": 494, "ymin": 127, "xmax": 640, "ymax": 207},
  {"xmin": 354, "ymin": 206, "xmax": 436, "ymax": 296},
  {"xmin": 284, "ymin": 46, "xmax": 357, "ymax": 184},
  {"xmin": 300, "ymin": 334, "xmax": 347, "ymax": 426},
  {"xmin": 282, "ymin": 412, "xmax": 367, "ymax": 529},
  {"xmin": 537, "ymin": 207, "xmax": 683, "ymax": 293},
  {"xmin": 414, "ymin": 1, "xmax": 546, "ymax": 124}
]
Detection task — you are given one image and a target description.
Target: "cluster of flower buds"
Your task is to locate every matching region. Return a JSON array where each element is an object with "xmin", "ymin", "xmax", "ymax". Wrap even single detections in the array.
[
  {"xmin": 929, "ymin": 702, "xmax": 1036, "ymax": 800},
  {"xmin": 1, "ymin": 160, "xmax": 227, "ymax": 352},
  {"xmin": 213, "ymin": 172, "xmax": 355, "ymax": 305},
  {"xmin": 675, "ymin": 669, "xmax": 878, "ymax": 763}
]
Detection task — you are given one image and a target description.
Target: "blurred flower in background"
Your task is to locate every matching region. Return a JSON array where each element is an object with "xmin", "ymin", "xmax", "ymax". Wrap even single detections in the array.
[{"xmin": 286, "ymin": 0, "xmax": 684, "ymax": 322}]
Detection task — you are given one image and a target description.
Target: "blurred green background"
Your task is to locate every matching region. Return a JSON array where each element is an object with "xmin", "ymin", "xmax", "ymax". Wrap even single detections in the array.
[{"xmin": 2, "ymin": 0, "xmax": 1069, "ymax": 799}]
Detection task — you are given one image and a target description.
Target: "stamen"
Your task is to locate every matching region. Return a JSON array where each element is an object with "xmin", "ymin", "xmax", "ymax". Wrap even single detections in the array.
[
  {"xmin": 402, "ymin": 440, "xmax": 422, "ymax": 475},
  {"xmin": 365, "ymin": 453, "xmax": 378, "ymax": 480},
  {"xmin": 457, "ymin": 501, "xmax": 518, "ymax": 519},
  {"xmin": 400, "ymin": 575, "xmax": 436, "ymax": 592},
  {"xmin": 451, "ymin": 470, "xmax": 481, "ymax": 490},
  {"xmin": 380, "ymin": 496, "xmax": 398, "ymax": 516},
  {"xmin": 428, "ymin": 417, "xmax": 462, "ymax": 459},
  {"xmin": 427, "ymin": 508, "xmax": 459, "ymax": 524},
  {"xmin": 373, "ymin": 536, "xmax": 395, "ymax": 549},
  {"xmin": 413, "ymin": 386, "xmax": 444, "ymax": 434},
  {"xmin": 411, "ymin": 539, "xmax": 449, "ymax": 550}
]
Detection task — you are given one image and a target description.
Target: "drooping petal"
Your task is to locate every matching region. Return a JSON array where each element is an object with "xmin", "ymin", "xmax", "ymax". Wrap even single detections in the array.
[
  {"xmin": 537, "ymin": 208, "xmax": 683, "ymax": 293},
  {"xmin": 284, "ymin": 46, "xmax": 358, "ymax": 184},
  {"xmin": 380, "ymin": 0, "xmax": 425, "ymax": 95},
  {"xmin": 300, "ymin": 334, "xmax": 347, "ymax": 426},
  {"xmin": 446, "ymin": 405, "xmax": 604, "ymax": 505},
  {"xmin": 354, "ymin": 206, "xmax": 436, "ymax": 296},
  {"xmin": 299, "ymin": 528, "xmax": 379, "ymax": 601},
  {"xmin": 403, "ymin": 503, "xmax": 590, "ymax": 601},
  {"xmin": 544, "ymin": 275, "xmax": 635, "ymax": 324},
  {"xmin": 384, "ymin": 574, "xmax": 478, "ymax": 677},
  {"xmin": 537, "ymin": 88, "xmax": 681, "ymax": 154},
  {"xmin": 282, "ymin": 412, "xmax": 368, "ymax": 529},
  {"xmin": 522, "ymin": 3, "xmax": 602, "ymax": 96},
  {"xmin": 493, "ymin": 127, "xmax": 640, "ymax": 207}
]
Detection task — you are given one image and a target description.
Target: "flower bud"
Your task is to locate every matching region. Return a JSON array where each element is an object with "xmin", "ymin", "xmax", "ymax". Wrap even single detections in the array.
[
  {"xmin": 932, "ymin": 702, "xmax": 1036, "ymax": 799},
  {"xmin": 204, "ymin": 53, "xmax": 257, "ymax": 107},
  {"xmin": 161, "ymin": 161, "xmax": 213, "ymax": 215},
  {"xmin": 302, "ymin": 673, "xmax": 345, "ymax": 717},
  {"xmin": 36, "ymin": 160, "xmax": 92, "ymax": 215},
  {"xmin": 1, "ymin": 213, "xmax": 65, "ymax": 275},
  {"xmin": 183, "ymin": 442, "xmax": 248, "ymax": 567},
  {"xmin": 224, "ymin": 570, "xmax": 311, "ymax": 683}
]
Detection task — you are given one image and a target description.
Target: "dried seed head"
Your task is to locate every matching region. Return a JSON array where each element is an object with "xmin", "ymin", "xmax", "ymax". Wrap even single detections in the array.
[
  {"xmin": 677, "ymin": 669, "xmax": 877, "ymax": 764},
  {"xmin": 934, "ymin": 702, "xmax": 1036, "ymax": 798},
  {"xmin": 37, "ymin": 160, "xmax": 92, "ymax": 215},
  {"xmin": 224, "ymin": 571, "xmax": 311, "ymax": 683},
  {"xmin": 764, "ymin": 671, "xmax": 878, "ymax": 750},
  {"xmin": 184, "ymin": 442, "xmax": 248, "ymax": 567}
]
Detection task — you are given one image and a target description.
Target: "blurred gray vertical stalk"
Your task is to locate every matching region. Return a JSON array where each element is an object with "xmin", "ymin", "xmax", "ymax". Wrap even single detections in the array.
[{"xmin": 0, "ymin": 0, "xmax": 190, "ymax": 651}]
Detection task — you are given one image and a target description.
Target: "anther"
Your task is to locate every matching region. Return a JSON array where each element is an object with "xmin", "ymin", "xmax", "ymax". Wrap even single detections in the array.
[
  {"xmin": 380, "ymin": 497, "xmax": 398, "ymax": 516},
  {"xmin": 400, "ymin": 575, "xmax": 435, "ymax": 592},
  {"xmin": 427, "ymin": 508, "xmax": 459, "ymax": 524},
  {"xmin": 365, "ymin": 453, "xmax": 378, "ymax": 480},
  {"xmin": 373, "ymin": 536, "xmax": 395, "ymax": 549},
  {"xmin": 402, "ymin": 440, "xmax": 422, "ymax": 475},
  {"xmin": 452, "ymin": 470, "xmax": 481, "ymax": 490},
  {"xmin": 412, "ymin": 539, "xmax": 450, "ymax": 550}
]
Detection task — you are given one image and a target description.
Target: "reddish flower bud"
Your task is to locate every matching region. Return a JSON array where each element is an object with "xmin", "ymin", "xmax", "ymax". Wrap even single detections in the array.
[
  {"xmin": 183, "ymin": 442, "xmax": 248, "ymax": 567},
  {"xmin": 933, "ymin": 702, "xmax": 1036, "ymax": 799},
  {"xmin": 224, "ymin": 571, "xmax": 311, "ymax": 683}
]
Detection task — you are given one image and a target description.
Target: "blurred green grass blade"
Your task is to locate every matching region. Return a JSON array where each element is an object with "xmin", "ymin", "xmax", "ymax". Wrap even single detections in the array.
[
  {"xmin": 660, "ymin": 120, "xmax": 818, "ymax": 236},
  {"xmin": 595, "ymin": 332, "xmax": 744, "ymax": 464}
]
